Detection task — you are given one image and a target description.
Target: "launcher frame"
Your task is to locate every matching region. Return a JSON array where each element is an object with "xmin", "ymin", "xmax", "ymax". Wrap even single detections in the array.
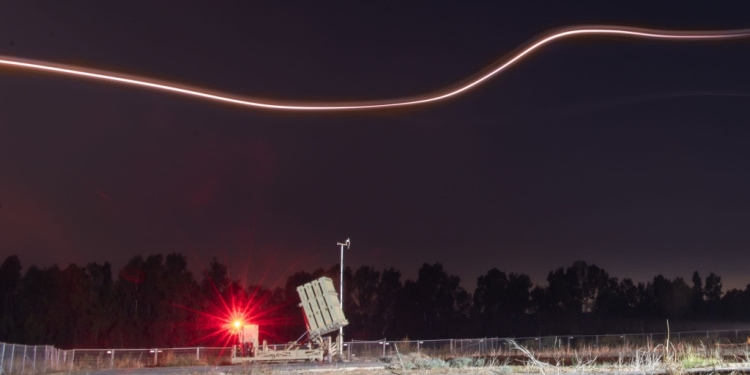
[{"xmin": 231, "ymin": 276, "xmax": 348, "ymax": 363}]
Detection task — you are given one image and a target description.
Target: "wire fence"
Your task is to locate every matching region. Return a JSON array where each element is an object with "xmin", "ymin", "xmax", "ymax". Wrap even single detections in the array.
[
  {"xmin": 58, "ymin": 347, "xmax": 228, "ymax": 370},
  {"xmin": 0, "ymin": 344, "xmax": 229, "ymax": 374},
  {"xmin": 344, "ymin": 329, "xmax": 750, "ymax": 360},
  {"xmin": 0, "ymin": 343, "xmax": 62, "ymax": 375},
  {"xmin": 3, "ymin": 328, "xmax": 750, "ymax": 373}
]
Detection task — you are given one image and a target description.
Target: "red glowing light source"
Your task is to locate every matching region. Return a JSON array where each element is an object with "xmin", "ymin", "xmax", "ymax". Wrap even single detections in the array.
[
  {"xmin": 184, "ymin": 285, "xmax": 267, "ymax": 346},
  {"xmin": 221, "ymin": 311, "xmax": 249, "ymax": 335}
]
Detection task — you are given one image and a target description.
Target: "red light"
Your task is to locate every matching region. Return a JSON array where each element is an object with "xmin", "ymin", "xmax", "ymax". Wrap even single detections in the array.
[
  {"xmin": 221, "ymin": 311, "xmax": 248, "ymax": 336},
  {"xmin": 182, "ymin": 282, "xmax": 285, "ymax": 348}
]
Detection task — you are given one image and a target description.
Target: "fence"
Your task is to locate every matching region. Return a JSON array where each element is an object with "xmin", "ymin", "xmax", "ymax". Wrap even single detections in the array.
[
  {"xmin": 3, "ymin": 328, "xmax": 750, "ymax": 373},
  {"xmin": 58, "ymin": 347, "xmax": 228, "ymax": 370},
  {"xmin": 0, "ymin": 343, "xmax": 62, "ymax": 375},
  {"xmin": 0, "ymin": 345, "xmax": 230, "ymax": 374},
  {"xmin": 343, "ymin": 328, "xmax": 750, "ymax": 360}
]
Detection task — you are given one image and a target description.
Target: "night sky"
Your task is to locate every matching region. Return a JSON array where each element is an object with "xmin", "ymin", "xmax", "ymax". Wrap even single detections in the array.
[{"xmin": 1, "ymin": 3, "xmax": 750, "ymax": 291}]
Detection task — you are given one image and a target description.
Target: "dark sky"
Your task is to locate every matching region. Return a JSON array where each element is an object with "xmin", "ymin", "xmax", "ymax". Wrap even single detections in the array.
[{"xmin": 1, "ymin": 2, "xmax": 750, "ymax": 291}]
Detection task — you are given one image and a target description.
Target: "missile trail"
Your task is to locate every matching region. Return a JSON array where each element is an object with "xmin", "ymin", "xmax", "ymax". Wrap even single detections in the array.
[{"xmin": 1, "ymin": 26, "xmax": 749, "ymax": 112}]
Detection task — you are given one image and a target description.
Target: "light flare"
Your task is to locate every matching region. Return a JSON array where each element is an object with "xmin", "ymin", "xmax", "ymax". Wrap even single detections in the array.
[
  {"xmin": 1, "ymin": 26, "xmax": 749, "ymax": 111},
  {"xmin": 174, "ymin": 280, "xmax": 291, "ymax": 348}
]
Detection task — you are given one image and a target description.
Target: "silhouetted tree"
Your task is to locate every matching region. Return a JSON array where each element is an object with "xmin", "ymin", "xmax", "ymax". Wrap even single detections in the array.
[
  {"xmin": 593, "ymin": 277, "xmax": 624, "ymax": 317},
  {"xmin": 651, "ymin": 274, "xmax": 671, "ymax": 318},
  {"xmin": 474, "ymin": 268, "xmax": 508, "ymax": 336},
  {"xmin": 536, "ymin": 261, "xmax": 610, "ymax": 333},
  {"xmin": 399, "ymin": 263, "xmax": 470, "ymax": 339},
  {"xmin": 17, "ymin": 265, "xmax": 61, "ymax": 344},
  {"xmin": 0, "ymin": 255, "xmax": 22, "ymax": 341},
  {"xmin": 671, "ymin": 277, "xmax": 691, "ymax": 318},
  {"xmin": 85, "ymin": 262, "xmax": 115, "ymax": 347},
  {"xmin": 348, "ymin": 266, "xmax": 380, "ymax": 339},
  {"xmin": 151, "ymin": 254, "xmax": 199, "ymax": 346},
  {"xmin": 373, "ymin": 267, "xmax": 401, "ymax": 339},
  {"xmin": 473, "ymin": 269, "xmax": 532, "ymax": 337},
  {"xmin": 201, "ymin": 257, "xmax": 231, "ymax": 302},
  {"xmin": 690, "ymin": 271, "xmax": 703, "ymax": 317},
  {"xmin": 506, "ymin": 273, "xmax": 533, "ymax": 319},
  {"xmin": 721, "ymin": 285, "xmax": 749, "ymax": 320},
  {"xmin": 5, "ymin": 253, "xmax": 750, "ymax": 347},
  {"xmin": 650, "ymin": 275, "xmax": 691, "ymax": 319},
  {"xmin": 56, "ymin": 264, "xmax": 89, "ymax": 347},
  {"xmin": 705, "ymin": 272, "xmax": 723, "ymax": 316}
]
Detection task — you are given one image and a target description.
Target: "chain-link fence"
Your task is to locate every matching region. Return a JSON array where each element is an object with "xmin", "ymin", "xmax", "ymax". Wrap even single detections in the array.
[
  {"xmin": 58, "ymin": 347, "xmax": 229, "ymax": 370},
  {"xmin": 3, "ymin": 329, "xmax": 750, "ymax": 373},
  {"xmin": 0, "ymin": 344, "xmax": 230, "ymax": 374},
  {"xmin": 1, "ymin": 343, "xmax": 63, "ymax": 375},
  {"xmin": 345, "ymin": 328, "xmax": 750, "ymax": 360}
]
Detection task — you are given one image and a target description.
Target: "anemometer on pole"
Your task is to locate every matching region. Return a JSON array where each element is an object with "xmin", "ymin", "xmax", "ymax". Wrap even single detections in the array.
[{"xmin": 337, "ymin": 238, "xmax": 351, "ymax": 341}]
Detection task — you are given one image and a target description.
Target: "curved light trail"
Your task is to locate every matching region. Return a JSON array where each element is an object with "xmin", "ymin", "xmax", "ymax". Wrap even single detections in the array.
[{"xmin": 1, "ymin": 26, "xmax": 749, "ymax": 111}]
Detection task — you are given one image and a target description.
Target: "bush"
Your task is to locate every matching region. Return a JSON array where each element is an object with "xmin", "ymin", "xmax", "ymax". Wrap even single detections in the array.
[
  {"xmin": 416, "ymin": 358, "xmax": 449, "ymax": 369},
  {"xmin": 449, "ymin": 357, "xmax": 473, "ymax": 368}
]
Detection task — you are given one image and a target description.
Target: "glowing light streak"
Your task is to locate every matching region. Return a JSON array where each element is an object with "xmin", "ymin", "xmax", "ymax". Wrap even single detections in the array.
[{"xmin": 1, "ymin": 26, "xmax": 749, "ymax": 111}]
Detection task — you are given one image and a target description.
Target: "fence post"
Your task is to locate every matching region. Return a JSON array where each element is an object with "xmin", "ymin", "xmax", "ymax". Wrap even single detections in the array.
[
  {"xmin": 10, "ymin": 344, "xmax": 14, "ymax": 374},
  {"xmin": 33, "ymin": 346, "xmax": 37, "ymax": 373},
  {"xmin": 450, "ymin": 339, "xmax": 454, "ymax": 355},
  {"xmin": 42, "ymin": 346, "xmax": 47, "ymax": 373},
  {"xmin": 111, "ymin": 350, "xmax": 115, "ymax": 369},
  {"xmin": 1, "ymin": 342, "xmax": 5, "ymax": 374},
  {"xmin": 196, "ymin": 348, "xmax": 200, "ymax": 361},
  {"xmin": 70, "ymin": 350, "xmax": 75, "ymax": 372},
  {"xmin": 22, "ymin": 345, "xmax": 26, "ymax": 373}
]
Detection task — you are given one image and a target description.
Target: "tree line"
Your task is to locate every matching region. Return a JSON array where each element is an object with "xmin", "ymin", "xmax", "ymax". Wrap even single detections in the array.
[{"xmin": 1, "ymin": 254, "xmax": 749, "ymax": 349}]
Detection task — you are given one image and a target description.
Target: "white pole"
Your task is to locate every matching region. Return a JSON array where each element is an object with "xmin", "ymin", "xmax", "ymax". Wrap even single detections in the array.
[
  {"xmin": 340, "ymin": 242, "xmax": 344, "ymax": 340},
  {"xmin": 337, "ymin": 238, "xmax": 350, "ymax": 342}
]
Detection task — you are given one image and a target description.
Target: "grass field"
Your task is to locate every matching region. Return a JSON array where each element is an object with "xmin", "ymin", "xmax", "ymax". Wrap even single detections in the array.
[
  {"xmin": 373, "ymin": 339, "xmax": 750, "ymax": 375},
  {"xmin": 51, "ymin": 338, "xmax": 750, "ymax": 375}
]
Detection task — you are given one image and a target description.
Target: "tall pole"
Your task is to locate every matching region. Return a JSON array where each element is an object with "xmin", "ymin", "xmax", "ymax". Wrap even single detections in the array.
[{"xmin": 337, "ymin": 238, "xmax": 350, "ymax": 340}]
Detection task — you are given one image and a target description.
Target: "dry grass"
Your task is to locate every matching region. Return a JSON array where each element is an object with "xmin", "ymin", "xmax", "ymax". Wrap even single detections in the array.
[
  {"xmin": 44, "ymin": 338, "xmax": 750, "ymax": 375},
  {"xmin": 500, "ymin": 338, "xmax": 750, "ymax": 375},
  {"xmin": 366, "ymin": 338, "xmax": 750, "ymax": 375}
]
